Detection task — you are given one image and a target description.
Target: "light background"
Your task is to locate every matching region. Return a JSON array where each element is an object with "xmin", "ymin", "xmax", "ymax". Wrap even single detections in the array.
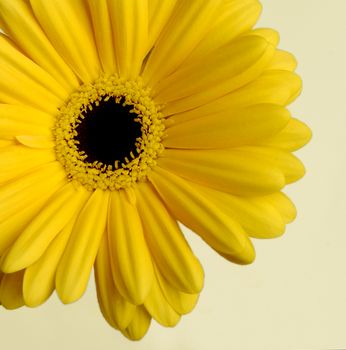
[{"xmin": 1, "ymin": 1, "xmax": 345, "ymax": 349}]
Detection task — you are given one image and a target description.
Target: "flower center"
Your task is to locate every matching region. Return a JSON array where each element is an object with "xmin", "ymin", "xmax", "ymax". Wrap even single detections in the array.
[
  {"xmin": 53, "ymin": 76, "xmax": 165, "ymax": 191},
  {"xmin": 74, "ymin": 98, "xmax": 142, "ymax": 166}
]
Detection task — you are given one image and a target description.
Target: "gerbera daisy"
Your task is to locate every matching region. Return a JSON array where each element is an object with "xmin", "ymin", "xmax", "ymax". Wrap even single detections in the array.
[{"xmin": 0, "ymin": 0, "xmax": 311, "ymax": 341}]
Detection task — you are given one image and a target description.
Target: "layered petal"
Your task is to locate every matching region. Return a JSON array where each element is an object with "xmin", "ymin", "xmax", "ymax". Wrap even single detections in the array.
[
  {"xmin": 56, "ymin": 189, "xmax": 109, "ymax": 304},
  {"xmin": 150, "ymin": 167, "xmax": 255, "ymax": 264},
  {"xmin": 0, "ymin": 0, "xmax": 79, "ymax": 91},
  {"xmin": 0, "ymin": 270, "xmax": 24, "ymax": 309},
  {"xmin": 144, "ymin": 268, "xmax": 180, "ymax": 327},
  {"xmin": 135, "ymin": 182, "xmax": 204, "ymax": 294},
  {"xmin": 147, "ymin": 0, "xmax": 177, "ymax": 54},
  {"xmin": 1, "ymin": 183, "xmax": 88, "ymax": 273},
  {"xmin": 143, "ymin": 0, "xmax": 222, "ymax": 86},
  {"xmin": 87, "ymin": 0, "xmax": 116, "ymax": 74},
  {"xmin": 0, "ymin": 162, "xmax": 66, "ymax": 222},
  {"xmin": 157, "ymin": 34, "xmax": 276, "ymax": 115},
  {"xmin": 260, "ymin": 117, "xmax": 312, "ymax": 151},
  {"xmin": 0, "ymin": 34, "xmax": 66, "ymax": 113},
  {"xmin": 268, "ymin": 50, "xmax": 298, "ymax": 71},
  {"xmin": 23, "ymin": 205, "xmax": 88, "ymax": 307},
  {"xmin": 30, "ymin": 0, "xmax": 100, "ymax": 82},
  {"xmin": 122, "ymin": 307, "xmax": 151, "ymax": 341},
  {"xmin": 108, "ymin": 0, "xmax": 148, "ymax": 79},
  {"xmin": 95, "ymin": 233, "xmax": 136, "ymax": 330},
  {"xmin": 185, "ymin": 0, "xmax": 262, "ymax": 62},
  {"xmin": 164, "ymin": 104, "xmax": 290, "ymax": 149},
  {"xmin": 158, "ymin": 148, "xmax": 285, "ymax": 196},
  {"xmin": 262, "ymin": 192, "xmax": 297, "ymax": 224},
  {"xmin": 108, "ymin": 190, "xmax": 154, "ymax": 305}
]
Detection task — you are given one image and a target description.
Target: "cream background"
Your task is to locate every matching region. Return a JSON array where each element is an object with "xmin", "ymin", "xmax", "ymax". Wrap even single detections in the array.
[{"xmin": 1, "ymin": 1, "xmax": 345, "ymax": 349}]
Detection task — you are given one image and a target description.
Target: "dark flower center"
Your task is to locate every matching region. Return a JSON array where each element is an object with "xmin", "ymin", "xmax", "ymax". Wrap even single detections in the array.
[{"xmin": 75, "ymin": 98, "xmax": 142, "ymax": 166}]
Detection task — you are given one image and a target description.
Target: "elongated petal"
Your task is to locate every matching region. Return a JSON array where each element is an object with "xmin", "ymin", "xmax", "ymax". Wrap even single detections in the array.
[
  {"xmin": 0, "ymin": 270, "xmax": 24, "ymax": 310},
  {"xmin": 23, "ymin": 204, "xmax": 88, "ymax": 307},
  {"xmin": 1, "ymin": 183, "xmax": 88, "ymax": 273},
  {"xmin": 240, "ymin": 146, "xmax": 306, "ymax": 184},
  {"xmin": 158, "ymin": 149, "xmax": 285, "ymax": 196},
  {"xmin": 167, "ymin": 71, "xmax": 301, "ymax": 128},
  {"xmin": 108, "ymin": 190, "xmax": 154, "ymax": 305},
  {"xmin": 122, "ymin": 307, "xmax": 151, "ymax": 341},
  {"xmin": 150, "ymin": 167, "xmax": 255, "ymax": 264},
  {"xmin": 16, "ymin": 135, "xmax": 54, "ymax": 149},
  {"xmin": 143, "ymin": 0, "xmax": 222, "ymax": 86},
  {"xmin": 0, "ymin": 119, "xmax": 50, "ymax": 138},
  {"xmin": 268, "ymin": 50, "xmax": 297, "ymax": 71},
  {"xmin": 95, "ymin": 233, "xmax": 136, "ymax": 330},
  {"xmin": 260, "ymin": 117, "xmax": 312, "ymax": 151},
  {"xmin": 158, "ymin": 34, "xmax": 275, "ymax": 115},
  {"xmin": 0, "ymin": 182, "xmax": 63, "ymax": 255},
  {"xmin": 165, "ymin": 104, "xmax": 290, "ymax": 149},
  {"xmin": 156, "ymin": 270, "xmax": 199, "ymax": 315},
  {"xmin": 30, "ymin": 0, "xmax": 100, "ymax": 82},
  {"xmin": 108, "ymin": 0, "xmax": 148, "ymax": 79},
  {"xmin": 0, "ymin": 162, "xmax": 66, "ymax": 222},
  {"xmin": 186, "ymin": 0, "xmax": 262, "ymax": 62},
  {"xmin": 135, "ymin": 182, "xmax": 204, "ymax": 294},
  {"xmin": 147, "ymin": 0, "xmax": 177, "ymax": 54},
  {"xmin": 86, "ymin": 0, "xmax": 116, "ymax": 74},
  {"xmin": 56, "ymin": 189, "xmax": 109, "ymax": 304},
  {"xmin": 263, "ymin": 192, "xmax": 297, "ymax": 224},
  {"xmin": 0, "ymin": 104, "xmax": 54, "ymax": 126},
  {"xmin": 0, "ymin": 35, "xmax": 65, "ymax": 113},
  {"xmin": 196, "ymin": 185, "xmax": 285, "ymax": 239},
  {"xmin": 144, "ymin": 270, "xmax": 180, "ymax": 327},
  {"xmin": 0, "ymin": 0, "xmax": 78, "ymax": 91},
  {"xmin": 0, "ymin": 146, "xmax": 55, "ymax": 184}
]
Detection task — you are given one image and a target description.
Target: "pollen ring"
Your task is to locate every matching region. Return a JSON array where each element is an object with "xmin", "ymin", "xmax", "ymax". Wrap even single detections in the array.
[{"xmin": 53, "ymin": 75, "xmax": 165, "ymax": 191}]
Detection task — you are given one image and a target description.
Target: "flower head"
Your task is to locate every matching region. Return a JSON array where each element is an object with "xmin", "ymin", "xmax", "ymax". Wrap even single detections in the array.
[{"xmin": 0, "ymin": 0, "xmax": 311, "ymax": 340}]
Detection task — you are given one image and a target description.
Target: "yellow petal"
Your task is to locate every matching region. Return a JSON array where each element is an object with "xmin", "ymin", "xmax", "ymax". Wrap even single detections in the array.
[
  {"xmin": 185, "ymin": 0, "xmax": 262, "ymax": 62},
  {"xmin": 143, "ymin": 0, "xmax": 222, "ymax": 86},
  {"xmin": 0, "ymin": 0, "xmax": 79, "ymax": 91},
  {"xmin": 147, "ymin": 0, "xmax": 177, "ymax": 54},
  {"xmin": 196, "ymin": 185, "xmax": 285, "ymax": 239},
  {"xmin": 144, "ymin": 269, "xmax": 180, "ymax": 327},
  {"xmin": 167, "ymin": 71, "xmax": 301, "ymax": 127},
  {"xmin": 165, "ymin": 104, "xmax": 290, "ymax": 149},
  {"xmin": 0, "ymin": 119, "xmax": 51, "ymax": 138},
  {"xmin": 108, "ymin": 0, "xmax": 148, "ymax": 79},
  {"xmin": 0, "ymin": 104, "xmax": 54, "ymax": 126},
  {"xmin": 30, "ymin": 0, "xmax": 100, "ymax": 82},
  {"xmin": 135, "ymin": 182, "xmax": 204, "ymax": 294},
  {"xmin": 0, "ymin": 162, "xmax": 66, "ymax": 222},
  {"xmin": 122, "ymin": 307, "xmax": 151, "ymax": 341},
  {"xmin": 86, "ymin": 0, "xmax": 116, "ymax": 74},
  {"xmin": 0, "ymin": 139, "xmax": 15, "ymax": 148},
  {"xmin": 156, "ymin": 270, "xmax": 199, "ymax": 315},
  {"xmin": 158, "ymin": 148, "xmax": 285, "ymax": 196},
  {"xmin": 108, "ymin": 190, "xmax": 154, "ymax": 305},
  {"xmin": 0, "ymin": 270, "xmax": 24, "ymax": 310},
  {"xmin": 15, "ymin": 135, "xmax": 54, "ymax": 149},
  {"xmin": 0, "ymin": 182, "xmax": 64, "ymax": 255},
  {"xmin": 0, "ymin": 145, "xmax": 55, "ymax": 184},
  {"xmin": 240, "ymin": 146, "xmax": 306, "ymax": 184},
  {"xmin": 1, "ymin": 183, "xmax": 88, "ymax": 273},
  {"xmin": 249, "ymin": 28, "xmax": 280, "ymax": 47},
  {"xmin": 23, "ymin": 205, "xmax": 87, "ymax": 307},
  {"xmin": 0, "ymin": 35, "xmax": 66, "ymax": 113},
  {"xmin": 260, "ymin": 117, "xmax": 312, "ymax": 151},
  {"xmin": 56, "ymin": 189, "xmax": 109, "ymax": 304},
  {"xmin": 268, "ymin": 49, "xmax": 298, "ymax": 71},
  {"xmin": 157, "ymin": 34, "xmax": 276, "ymax": 115},
  {"xmin": 149, "ymin": 167, "xmax": 255, "ymax": 264},
  {"xmin": 95, "ymin": 233, "xmax": 136, "ymax": 330},
  {"xmin": 263, "ymin": 192, "xmax": 297, "ymax": 224}
]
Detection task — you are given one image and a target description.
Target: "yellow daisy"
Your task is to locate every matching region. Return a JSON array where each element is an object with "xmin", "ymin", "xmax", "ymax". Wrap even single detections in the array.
[{"xmin": 0, "ymin": 0, "xmax": 311, "ymax": 341}]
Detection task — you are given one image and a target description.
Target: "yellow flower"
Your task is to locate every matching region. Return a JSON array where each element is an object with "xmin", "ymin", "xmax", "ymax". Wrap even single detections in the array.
[{"xmin": 0, "ymin": 0, "xmax": 311, "ymax": 341}]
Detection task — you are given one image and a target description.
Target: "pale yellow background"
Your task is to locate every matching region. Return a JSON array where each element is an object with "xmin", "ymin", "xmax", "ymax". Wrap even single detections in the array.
[{"xmin": 1, "ymin": 1, "xmax": 345, "ymax": 349}]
